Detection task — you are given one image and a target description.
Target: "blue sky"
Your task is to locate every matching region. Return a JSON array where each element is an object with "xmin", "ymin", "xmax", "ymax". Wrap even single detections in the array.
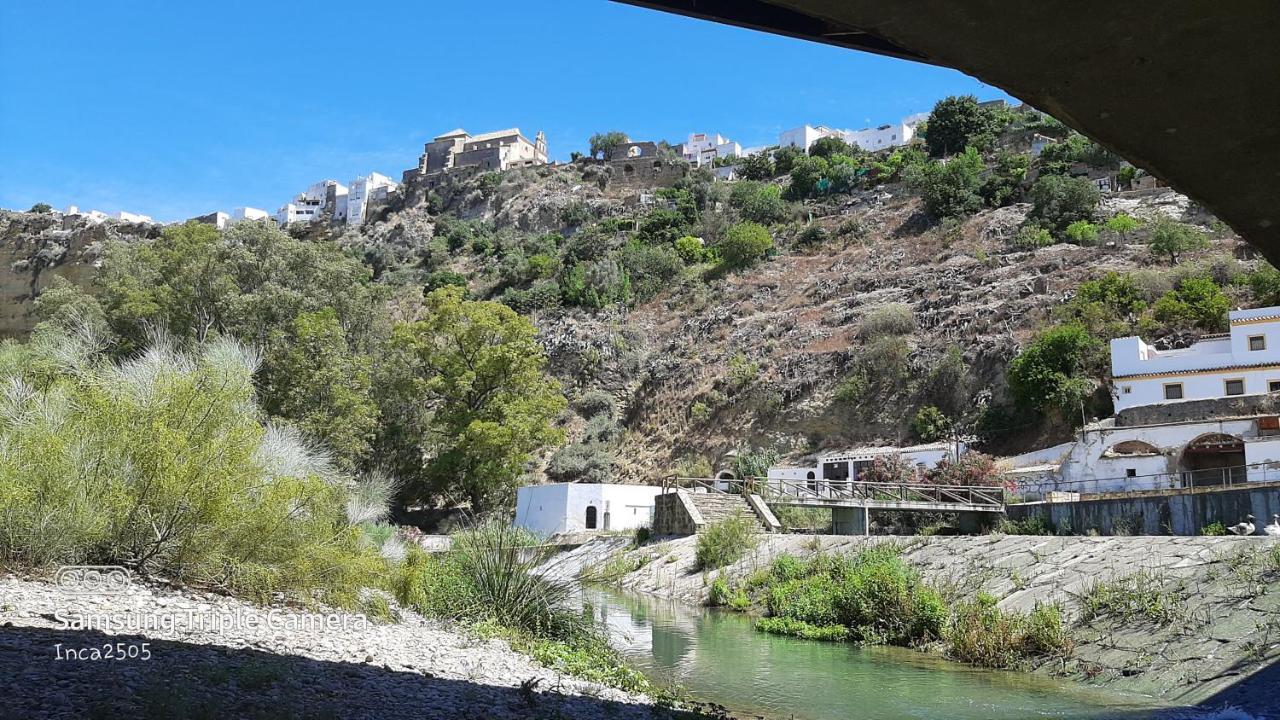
[{"xmin": 0, "ymin": 1, "xmax": 1011, "ymax": 222}]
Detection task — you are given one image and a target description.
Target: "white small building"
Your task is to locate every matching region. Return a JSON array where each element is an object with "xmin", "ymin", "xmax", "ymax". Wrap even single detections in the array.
[
  {"xmin": 1112, "ymin": 307, "xmax": 1280, "ymax": 413},
  {"xmin": 345, "ymin": 173, "xmax": 399, "ymax": 225},
  {"xmin": 230, "ymin": 207, "xmax": 270, "ymax": 224},
  {"xmin": 778, "ymin": 125, "xmax": 842, "ymax": 152},
  {"xmin": 765, "ymin": 442, "xmax": 966, "ymax": 496},
  {"xmin": 514, "ymin": 483, "xmax": 663, "ymax": 537},
  {"xmin": 841, "ymin": 122, "xmax": 915, "ymax": 152},
  {"xmin": 115, "ymin": 210, "xmax": 154, "ymax": 224},
  {"xmin": 275, "ymin": 179, "xmax": 348, "ymax": 225},
  {"xmin": 682, "ymin": 133, "xmax": 742, "ymax": 167}
]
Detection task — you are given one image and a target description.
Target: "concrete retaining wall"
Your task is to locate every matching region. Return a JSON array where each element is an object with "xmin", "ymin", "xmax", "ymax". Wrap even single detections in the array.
[{"xmin": 1007, "ymin": 480, "xmax": 1280, "ymax": 535}]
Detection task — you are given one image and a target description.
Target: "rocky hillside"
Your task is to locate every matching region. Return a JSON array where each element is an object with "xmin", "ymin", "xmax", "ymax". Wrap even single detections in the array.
[
  {"xmin": 2, "ymin": 158, "xmax": 1258, "ymax": 484},
  {"xmin": 336, "ymin": 159, "xmax": 1251, "ymax": 480}
]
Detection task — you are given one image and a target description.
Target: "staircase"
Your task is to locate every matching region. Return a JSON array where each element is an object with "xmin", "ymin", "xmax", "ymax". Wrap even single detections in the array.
[
  {"xmin": 687, "ymin": 492, "xmax": 759, "ymax": 525},
  {"xmin": 652, "ymin": 488, "xmax": 781, "ymax": 535}
]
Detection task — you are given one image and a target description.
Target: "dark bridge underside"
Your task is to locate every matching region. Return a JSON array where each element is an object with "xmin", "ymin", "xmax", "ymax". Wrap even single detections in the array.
[{"xmin": 617, "ymin": 0, "xmax": 1280, "ymax": 265}]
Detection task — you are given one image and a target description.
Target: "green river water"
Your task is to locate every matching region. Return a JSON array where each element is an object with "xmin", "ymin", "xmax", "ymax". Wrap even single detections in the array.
[{"xmin": 583, "ymin": 588, "xmax": 1201, "ymax": 720}]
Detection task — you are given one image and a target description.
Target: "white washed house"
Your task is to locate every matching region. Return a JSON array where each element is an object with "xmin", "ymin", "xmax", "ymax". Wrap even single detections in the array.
[
  {"xmin": 275, "ymin": 179, "xmax": 348, "ymax": 225},
  {"xmin": 841, "ymin": 121, "xmax": 916, "ymax": 152},
  {"xmin": 1112, "ymin": 308, "xmax": 1280, "ymax": 412},
  {"xmin": 682, "ymin": 132, "xmax": 742, "ymax": 167},
  {"xmin": 345, "ymin": 173, "xmax": 399, "ymax": 225},
  {"xmin": 779, "ymin": 125, "xmax": 841, "ymax": 152},
  {"xmin": 230, "ymin": 207, "xmax": 270, "ymax": 224},
  {"xmin": 514, "ymin": 483, "xmax": 662, "ymax": 537}
]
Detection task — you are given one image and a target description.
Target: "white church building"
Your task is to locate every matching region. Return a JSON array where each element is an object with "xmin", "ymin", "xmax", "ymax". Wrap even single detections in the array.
[{"xmin": 514, "ymin": 483, "xmax": 663, "ymax": 537}]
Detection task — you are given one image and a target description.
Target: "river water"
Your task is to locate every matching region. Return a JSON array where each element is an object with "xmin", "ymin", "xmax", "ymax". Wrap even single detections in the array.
[{"xmin": 582, "ymin": 588, "xmax": 1188, "ymax": 720}]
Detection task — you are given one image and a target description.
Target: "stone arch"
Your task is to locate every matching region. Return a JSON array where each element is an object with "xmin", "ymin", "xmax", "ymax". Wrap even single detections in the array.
[
  {"xmin": 1109, "ymin": 440, "xmax": 1160, "ymax": 456},
  {"xmin": 627, "ymin": 144, "xmax": 643, "ymax": 157},
  {"xmin": 1180, "ymin": 433, "xmax": 1245, "ymax": 486},
  {"xmin": 624, "ymin": 164, "xmax": 635, "ymax": 175},
  {"xmin": 806, "ymin": 470, "xmax": 818, "ymax": 493}
]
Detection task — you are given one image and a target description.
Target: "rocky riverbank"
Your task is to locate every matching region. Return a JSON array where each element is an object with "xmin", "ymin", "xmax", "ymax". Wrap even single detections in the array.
[
  {"xmin": 0, "ymin": 573, "xmax": 703, "ymax": 720},
  {"xmin": 541, "ymin": 534, "xmax": 1280, "ymax": 716}
]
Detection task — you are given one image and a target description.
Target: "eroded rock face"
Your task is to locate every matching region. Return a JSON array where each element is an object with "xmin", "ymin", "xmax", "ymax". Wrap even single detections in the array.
[{"xmin": 0, "ymin": 211, "xmax": 156, "ymax": 338}]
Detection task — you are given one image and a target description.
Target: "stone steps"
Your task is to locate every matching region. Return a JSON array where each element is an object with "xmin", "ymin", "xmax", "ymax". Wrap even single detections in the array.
[{"xmin": 687, "ymin": 492, "xmax": 766, "ymax": 528}]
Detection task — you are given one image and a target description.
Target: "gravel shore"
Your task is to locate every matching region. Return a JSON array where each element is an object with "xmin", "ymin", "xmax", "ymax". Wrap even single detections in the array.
[{"xmin": 0, "ymin": 573, "xmax": 690, "ymax": 720}]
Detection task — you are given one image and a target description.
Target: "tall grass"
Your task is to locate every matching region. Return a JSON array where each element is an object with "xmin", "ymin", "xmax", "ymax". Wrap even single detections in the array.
[
  {"xmin": 0, "ymin": 328, "xmax": 388, "ymax": 606},
  {"xmin": 947, "ymin": 593, "xmax": 1073, "ymax": 668},
  {"xmin": 695, "ymin": 514, "xmax": 759, "ymax": 570}
]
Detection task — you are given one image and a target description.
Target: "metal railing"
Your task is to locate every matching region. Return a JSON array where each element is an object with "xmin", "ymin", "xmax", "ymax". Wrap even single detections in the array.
[
  {"xmin": 662, "ymin": 475, "xmax": 1005, "ymax": 509},
  {"xmin": 1006, "ymin": 461, "xmax": 1280, "ymax": 501}
]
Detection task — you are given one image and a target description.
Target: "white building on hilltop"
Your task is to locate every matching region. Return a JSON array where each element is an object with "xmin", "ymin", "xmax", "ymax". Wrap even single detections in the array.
[
  {"xmin": 841, "ymin": 121, "xmax": 917, "ymax": 152},
  {"xmin": 681, "ymin": 132, "xmax": 742, "ymax": 167},
  {"xmin": 275, "ymin": 179, "xmax": 348, "ymax": 226},
  {"xmin": 514, "ymin": 483, "xmax": 663, "ymax": 537},
  {"xmin": 230, "ymin": 207, "xmax": 270, "ymax": 224},
  {"xmin": 779, "ymin": 125, "xmax": 842, "ymax": 152},
  {"xmin": 1112, "ymin": 308, "xmax": 1280, "ymax": 412},
  {"xmin": 345, "ymin": 173, "xmax": 399, "ymax": 226}
]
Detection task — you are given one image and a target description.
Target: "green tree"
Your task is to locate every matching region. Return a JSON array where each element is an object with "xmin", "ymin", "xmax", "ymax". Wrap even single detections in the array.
[
  {"xmin": 809, "ymin": 136, "xmax": 858, "ymax": 159},
  {"xmin": 905, "ymin": 147, "xmax": 985, "ymax": 219},
  {"xmin": 29, "ymin": 202, "xmax": 53, "ymax": 213},
  {"xmin": 980, "ymin": 151, "xmax": 1030, "ymax": 208},
  {"xmin": 1027, "ymin": 175, "xmax": 1099, "ymax": 237},
  {"xmin": 261, "ymin": 309, "xmax": 380, "ymax": 471},
  {"xmin": 1147, "ymin": 216, "xmax": 1208, "ymax": 264},
  {"xmin": 729, "ymin": 181, "xmax": 788, "ymax": 224},
  {"xmin": 636, "ymin": 208, "xmax": 689, "ymax": 246},
  {"xmin": 924, "ymin": 95, "xmax": 998, "ymax": 157},
  {"xmin": 911, "ymin": 406, "xmax": 952, "ymax": 442},
  {"xmin": 388, "ymin": 287, "xmax": 566, "ymax": 508},
  {"xmin": 674, "ymin": 235, "xmax": 709, "ymax": 264},
  {"xmin": 739, "ymin": 153, "xmax": 776, "ymax": 181},
  {"xmin": 718, "ymin": 222, "xmax": 774, "ymax": 269},
  {"xmin": 1248, "ymin": 264, "xmax": 1280, "ymax": 306},
  {"xmin": 1007, "ymin": 324, "xmax": 1102, "ymax": 421},
  {"xmin": 1152, "ymin": 277, "xmax": 1230, "ymax": 332},
  {"xmin": 786, "ymin": 155, "xmax": 829, "ymax": 199},
  {"xmin": 588, "ymin": 131, "xmax": 629, "ymax": 159},
  {"xmin": 1105, "ymin": 213, "xmax": 1141, "ymax": 243},
  {"xmin": 1064, "ymin": 220, "xmax": 1099, "ymax": 246}
]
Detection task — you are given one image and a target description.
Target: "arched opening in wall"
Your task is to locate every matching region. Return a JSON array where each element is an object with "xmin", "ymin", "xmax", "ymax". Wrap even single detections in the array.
[
  {"xmin": 716, "ymin": 470, "xmax": 738, "ymax": 493},
  {"xmin": 1107, "ymin": 440, "xmax": 1160, "ymax": 456},
  {"xmin": 627, "ymin": 145, "xmax": 642, "ymax": 157},
  {"xmin": 624, "ymin": 164, "xmax": 635, "ymax": 175},
  {"xmin": 806, "ymin": 470, "xmax": 818, "ymax": 494},
  {"xmin": 585, "ymin": 505, "xmax": 598, "ymax": 529},
  {"xmin": 1180, "ymin": 433, "xmax": 1245, "ymax": 486}
]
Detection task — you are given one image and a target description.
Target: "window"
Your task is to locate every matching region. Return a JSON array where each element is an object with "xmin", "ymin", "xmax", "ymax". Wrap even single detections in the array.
[
  {"xmin": 1122, "ymin": 386, "xmax": 1132, "ymax": 394},
  {"xmin": 1125, "ymin": 468, "xmax": 1137, "ymax": 478},
  {"xmin": 1270, "ymin": 380, "xmax": 1280, "ymax": 393},
  {"xmin": 1163, "ymin": 383, "xmax": 1184, "ymax": 400},
  {"xmin": 1250, "ymin": 335, "xmax": 1267, "ymax": 351},
  {"xmin": 1226, "ymin": 379, "xmax": 1246, "ymax": 396}
]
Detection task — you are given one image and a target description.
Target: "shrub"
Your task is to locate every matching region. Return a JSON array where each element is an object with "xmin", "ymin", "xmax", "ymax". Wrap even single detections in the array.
[
  {"xmin": 1105, "ymin": 213, "xmax": 1141, "ymax": 243},
  {"xmin": 835, "ymin": 547, "xmax": 948, "ymax": 645},
  {"xmin": 860, "ymin": 303, "xmax": 916, "ymax": 339},
  {"xmin": 695, "ymin": 514, "xmax": 758, "ymax": 570},
  {"xmin": 718, "ymin": 222, "xmax": 774, "ymax": 268},
  {"xmin": 30, "ymin": 202, "xmax": 53, "ymax": 213},
  {"xmin": 1148, "ymin": 216, "xmax": 1209, "ymax": 264},
  {"xmin": 755, "ymin": 616, "xmax": 850, "ymax": 641},
  {"xmin": 561, "ymin": 259, "xmax": 632, "ymax": 308},
  {"xmin": 729, "ymin": 181, "xmax": 789, "ymax": 224},
  {"xmin": 1078, "ymin": 570, "xmax": 1183, "ymax": 625},
  {"xmin": 808, "ymin": 136, "xmax": 857, "ymax": 159},
  {"xmin": 767, "ymin": 575, "xmax": 843, "ymax": 626},
  {"xmin": 1151, "ymin": 276, "xmax": 1230, "ymax": 332},
  {"xmin": 924, "ymin": 452, "xmax": 1000, "ymax": 487},
  {"xmin": 786, "ymin": 155, "xmax": 829, "ymax": 199},
  {"xmin": 0, "ymin": 331, "xmax": 383, "ymax": 606},
  {"xmin": 1027, "ymin": 175, "xmax": 1100, "ymax": 237},
  {"xmin": 770, "ymin": 554, "xmax": 806, "ymax": 582},
  {"xmin": 620, "ymin": 241, "xmax": 681, "ymax": 303},
  {"xmin": 1011, "ymin": 225, "xmax": 1054, "ymax": 249},
  {"xmin": 500, "ymin": 280, "xmax": 562, "ymax": 313},
  {"xmin": 1200, "ymin": 521, "xmax": 1229, "ymax": 536},
  {"xmin": 858, "ymin": 455, "xmax": 918, "ymax": 484},
  {"xmin": 947, "ymin": 593, "xmax": 1072, "ymax": 668},
  {"xmin": 911, "ymin": 406, "xmax": 952, "ymax": 442},
  {"xmin": 1064, "ymin": 220, "xmax": 1099, "ymax": 246},
  {"xmin": 425, "ymin": 270, "xmax": 469, "ymax": 294},
  {"xmin": 636, "ymin": 208, "xmax": 689, "ymax": 246},
  {"xmin": 545, "ymin": 442, "xmax": 613, "ymax": 484},
  {"xmin": 1006, "ymin": 323, "xmax": 1102, "ymax": 418},
  {"xmin": 674, "ymin": 235, "xmax": 709, "ymax": 263},
  {"xmin": 904, "ymin": 148, "xmax": 984, "ymax": 219},
  {"xmin": 574, "ymin": 389, "xmax": 617, "ymax": 420},
  {"xmin": 796, "ymin": 224, "xmax": 829, "ymax": 247}
]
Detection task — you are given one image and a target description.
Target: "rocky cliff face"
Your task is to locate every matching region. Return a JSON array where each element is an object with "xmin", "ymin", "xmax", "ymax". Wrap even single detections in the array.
[{"xmin": 0, "ymin": 211, "xmax": 156, "ymax": 338}]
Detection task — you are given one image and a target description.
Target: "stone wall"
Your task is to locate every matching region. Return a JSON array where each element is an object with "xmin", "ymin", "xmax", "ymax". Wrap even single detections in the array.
[
  {"xmin": 605, "ymin": 158, "xmax": 688, "ymax": 192},
  {"xmin": 651, "ymin": 491, "xmax": 701, "ymax": 536},
  {"xmin": 1007, "ymin": 480, "xmax": 1280, "ymax": 535},
  {"xmin": 1116, "ymin": 394, "xmax": 1280, "ymax": 427}
]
